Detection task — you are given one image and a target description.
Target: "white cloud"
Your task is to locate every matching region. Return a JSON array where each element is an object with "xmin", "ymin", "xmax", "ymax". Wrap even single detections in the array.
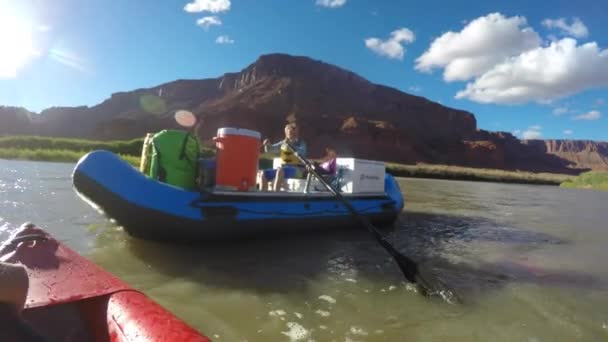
[
  {"xmin": 455, "ymin": 38, "xmax": 608, "ymax": 104},
  {"xmin": 415, "ymin": 13, "xmax": 540, "ymax": 82},
  {"xmin": 184, "ymin": 0, "xmax": 231, "ymax": 13},
  {"xmin": 37, "ymin": 25, "xmax": 51, "ymax": 32},
  {"xmin": 563, "ymin": 129, "xmax": 574, "ymax": 135},
  {"xmin": 553, "ymin": 107, "xmax": 569, "ymax": 116},
  {"xmin": 408, "ymin": 86, "xmax": 422, "ymax": 92},
  {"xmin": 573, "ymin": 110, "xmax": 602, "ymax": 120},
  {"xmin": 196, "ymin": 16, "xmax": 222, "ymax": 30},
  {"xmin": 365, "ymin": 28, "xmax": 415, "ymax": 60},
  {"xmin": 316, "ymin": 0, "xmax": 347, "ymax": 8},
  {"xmin": 542, "ymin": 17, "xmax": 589, "ymax": 38},
  {"xmin": 215, "ymin": 35, "xmax": 234, "ymax": 44},
  {"xmin": 522, "ymin": 125, "xmax": 542, "ymax": 139},
  {"xmin": 48, "ymin": 49, "xmax": 88, "ymax": 72}
]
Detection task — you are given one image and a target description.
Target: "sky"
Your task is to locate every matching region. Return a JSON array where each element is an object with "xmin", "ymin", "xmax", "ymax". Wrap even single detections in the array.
[{"xmin": 0, "ymin": 0, "xmax": 607, "ymax": 141}]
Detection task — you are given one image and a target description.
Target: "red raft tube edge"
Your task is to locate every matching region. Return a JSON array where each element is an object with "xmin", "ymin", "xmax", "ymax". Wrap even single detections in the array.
[{"xmin": 1, "ymin": 222, "xmax": 212, "ymax": 342}]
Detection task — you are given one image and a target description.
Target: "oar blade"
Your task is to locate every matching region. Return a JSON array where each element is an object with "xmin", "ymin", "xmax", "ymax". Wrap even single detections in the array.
[
  {"xmin": 414, "ymin": 264, "xmax": 462, "ymax": 304},
  {"xmin": 363, "ymin": 216, "xmax": 462, "ymax": 304},
  {"xmin": 284, "ymin": 141, "xmax": 460, "ymax": 305}
]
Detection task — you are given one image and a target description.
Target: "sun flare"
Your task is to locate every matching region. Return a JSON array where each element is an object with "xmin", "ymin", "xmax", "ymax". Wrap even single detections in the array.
[{"xmin": 0, "ymin": 9, "xmax": 37, "ymax": 78}]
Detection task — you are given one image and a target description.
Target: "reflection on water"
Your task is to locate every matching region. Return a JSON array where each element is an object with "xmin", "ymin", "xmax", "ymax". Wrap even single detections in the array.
[
  {"xmin": 0, "ymin": 160, "xmax": 103, "ymax": 252},
  {"xmin": 2, "ymin": 159, "xmax": 608, "ymax": 341},
  {"xmin": 93, "ymin": 223, "xmax": 403, "ymax": 293}
]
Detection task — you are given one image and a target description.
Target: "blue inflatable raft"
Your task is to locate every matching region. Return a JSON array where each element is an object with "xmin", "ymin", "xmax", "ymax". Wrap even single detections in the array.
[{"xmin": 72, "ymin": 150, "xmax": 404, "ymax": 242}]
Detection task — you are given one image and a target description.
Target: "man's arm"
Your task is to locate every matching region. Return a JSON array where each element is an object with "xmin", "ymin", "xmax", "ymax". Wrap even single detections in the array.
[{"xmin": 264, "ymin": 140, "xmax": 283, "ymax": 153}]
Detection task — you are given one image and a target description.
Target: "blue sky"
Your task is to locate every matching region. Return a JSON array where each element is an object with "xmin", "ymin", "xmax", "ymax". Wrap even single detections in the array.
[{"xmin": 1, "ymin": 0, "xmax": 607, "ymax": 141}]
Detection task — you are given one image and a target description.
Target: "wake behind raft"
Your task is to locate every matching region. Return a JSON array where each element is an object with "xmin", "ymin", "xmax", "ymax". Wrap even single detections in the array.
[{"xmin": 72, "ymin": 127, "xmax": 405, "ymax": 242}]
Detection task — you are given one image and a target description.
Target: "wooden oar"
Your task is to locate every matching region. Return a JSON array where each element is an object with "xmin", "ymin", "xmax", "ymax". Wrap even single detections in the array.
[{"xmin": 284, "ymin": 142, "xmax": 461, "ymax": 304}]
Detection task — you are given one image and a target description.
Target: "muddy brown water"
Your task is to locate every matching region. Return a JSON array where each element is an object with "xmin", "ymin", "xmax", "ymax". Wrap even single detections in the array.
[{"xmin": 1, "ymin": 159, "xmax": 607, "ymax": 341}]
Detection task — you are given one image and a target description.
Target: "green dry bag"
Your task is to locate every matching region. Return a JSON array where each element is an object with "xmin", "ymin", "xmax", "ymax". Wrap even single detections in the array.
[{"xmin": 147, "ymin": 129, "xmax": 199, "ymax": 190}]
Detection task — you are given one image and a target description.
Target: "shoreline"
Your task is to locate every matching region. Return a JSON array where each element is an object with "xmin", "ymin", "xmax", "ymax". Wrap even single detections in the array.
[
  {"xmin": 0, "ymin": 148, "xmax": 141, "ymax": 166},
  {"xmin": 1, "ymin": 148, "xmax": 574, "ymax": 186},
  {"xmin": 0, "ymin": 135, "xmax": 578, "ymax": 186},
  {"xmin": 385, "ymin": 163, "xmax": 573, "ymax": 186},
  {"xmin": 559, "ymin": 171, "xmax": 608, "ymax": 191}
]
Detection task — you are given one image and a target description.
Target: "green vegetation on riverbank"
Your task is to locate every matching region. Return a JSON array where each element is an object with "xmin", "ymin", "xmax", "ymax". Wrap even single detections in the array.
[
  {"xmin": 0, "ymin": 135, "xmax": 145, "ymax": 155},
  {"xmin": 0, "ymin": 135, "xmax": 212, "ymax": 167},
  {"xmin": 0, "ymin": 147, "xmax": 141, "ymax": 166},
  {"xmin": 560, "ymin": 171, "xmax": 608, "ymax": 191},
  {"xmin": 386, "ymin": 163, "xmax": 573, "ymax": 185},
  {"xmin": 1, "ymin": 135, "xmax": 575, "ymax": 185}
]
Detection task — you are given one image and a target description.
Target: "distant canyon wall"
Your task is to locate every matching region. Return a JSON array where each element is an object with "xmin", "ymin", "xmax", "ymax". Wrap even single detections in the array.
[{"xmin": 1, "ymin": 53, "xmax": 606, "ymax": 173}]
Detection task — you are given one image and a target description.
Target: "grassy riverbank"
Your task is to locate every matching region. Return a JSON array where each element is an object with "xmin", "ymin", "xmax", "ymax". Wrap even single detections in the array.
[
  {"xmin": 386, "ymin": 163, "xmax": 573, "ymax": 185},
  {"xmin": 0, "ymin": 135, "xmax": 211, "ymax": 167},
  {"xmin": 1, "ymin": 135, "xmax": 575, "ymax": 185},
  {"xmin": 0, "ymin": 135, "xmax": 143, "ymax": 166},
  {"xmin": 560, "ymin": 171, "xmax": 608, "ymax": 191},
  {"xmin": 0, "ymin": 147, "xmax": 141, "ymax": 166},
  {"xmin": 0, "ymin": 135, "xmax": 145, "ymax": 155}
]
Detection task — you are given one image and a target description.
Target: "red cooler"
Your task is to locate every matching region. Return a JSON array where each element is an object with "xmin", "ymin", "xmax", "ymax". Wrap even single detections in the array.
[{"xmin": 213, "ymin": 127, "xmax": 261, "ymax": 191}]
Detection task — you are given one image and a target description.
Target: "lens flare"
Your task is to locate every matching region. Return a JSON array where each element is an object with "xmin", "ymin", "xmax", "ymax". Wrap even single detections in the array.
[
  {"xmin": 0, "ymin": 12, "xmax": 37, "ymax": 78},
  {"xmin": 139, "ymin": 94, "xmax": 167, "ymax": 115},
  {"xmin": 175, "ymin": 110, "xmax": 197, "ymax": 127}
]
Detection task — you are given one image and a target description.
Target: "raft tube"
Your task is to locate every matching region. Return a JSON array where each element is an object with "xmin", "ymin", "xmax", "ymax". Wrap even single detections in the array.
[
  {"xmin": 72, "ymin": 150, "xmax": 405, "ymax": 242},
  {"xmin": 0, "ymin": 223, "xmax": 210, "ymax": 341}
]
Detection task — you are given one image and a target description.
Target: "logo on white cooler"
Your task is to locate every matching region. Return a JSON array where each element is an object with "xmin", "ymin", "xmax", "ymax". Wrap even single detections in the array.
[{"xmin": 360, "ymin": 174, "xmax": 380, "ymax": 181}]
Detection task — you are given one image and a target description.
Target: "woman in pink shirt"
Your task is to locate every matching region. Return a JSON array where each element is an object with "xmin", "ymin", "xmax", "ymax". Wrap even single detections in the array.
[{"xmin": 312, "ymin": 147, "xmax": 337, "ymax": 176}]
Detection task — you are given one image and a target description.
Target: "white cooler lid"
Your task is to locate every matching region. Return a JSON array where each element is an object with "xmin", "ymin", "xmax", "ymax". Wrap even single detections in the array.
[{"xmin": 216, "ymin": 127, "xmax": 261, "ymax": 139}]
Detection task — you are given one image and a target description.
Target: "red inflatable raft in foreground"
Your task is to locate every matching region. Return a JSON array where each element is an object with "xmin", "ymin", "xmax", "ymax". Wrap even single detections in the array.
[{"xmin": 1, "ymin": 223, "xmax": 211, "ymax": 342}]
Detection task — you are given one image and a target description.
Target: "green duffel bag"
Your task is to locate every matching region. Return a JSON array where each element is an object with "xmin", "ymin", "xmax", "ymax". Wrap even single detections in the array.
[{"xmin": 147, "ymin": 129, "xmax": 200, "ymax": 190}]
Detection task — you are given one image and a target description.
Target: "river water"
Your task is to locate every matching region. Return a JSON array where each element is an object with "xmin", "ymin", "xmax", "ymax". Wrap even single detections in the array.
[{"xmin": 1, "ymin": 159, "xmax": 607, "ymax": 341}]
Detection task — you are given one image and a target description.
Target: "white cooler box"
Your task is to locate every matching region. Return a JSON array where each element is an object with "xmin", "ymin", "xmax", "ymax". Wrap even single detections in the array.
[
  {"xmin": 273, "ymin": 157, "xmax": 385, "ymax": 194},
  {"xmin": 335, "ymin": 158, "xmax": 385, "ymax": 194}
]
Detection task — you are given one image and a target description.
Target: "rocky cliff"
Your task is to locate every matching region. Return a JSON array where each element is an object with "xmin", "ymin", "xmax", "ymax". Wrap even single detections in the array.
[
  {"xmin": 1, "ymin": 53, "xmax": 606, "ymax": 173},
  {"xmin": 528, "ymin": 140, "xmax": 608, "ymax": 171}
]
